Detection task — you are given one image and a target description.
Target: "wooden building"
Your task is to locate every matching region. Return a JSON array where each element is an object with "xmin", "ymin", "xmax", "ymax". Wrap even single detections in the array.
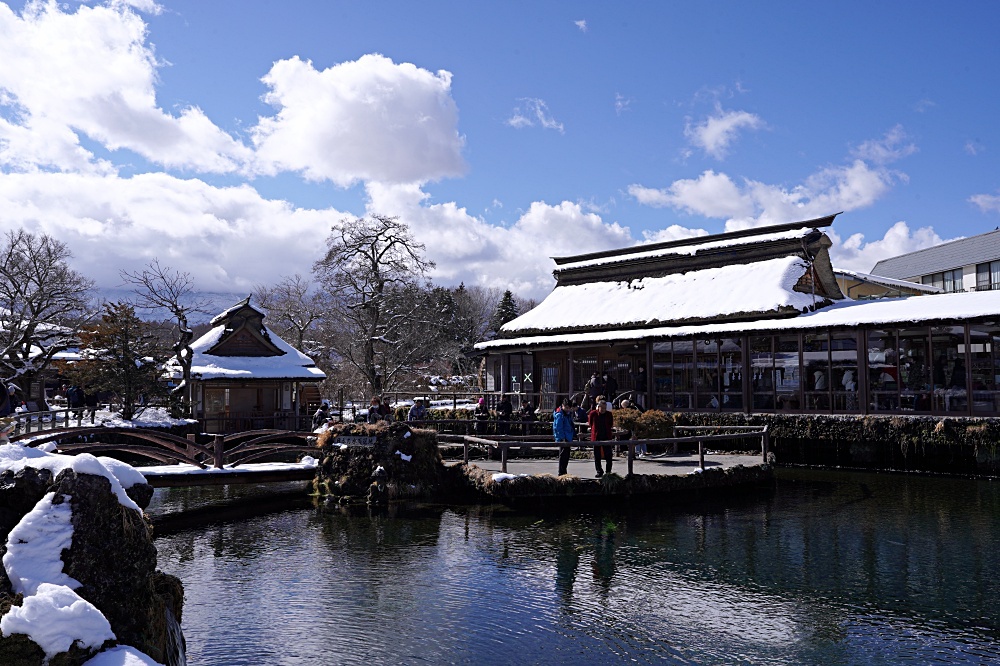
[
  {"xmin": 476, "ymin": 214, "xmax": 1000, "ymax": 417},
  {"xmin": 165, "ymin": 298, "xmax": 326, "ymax": 432}
]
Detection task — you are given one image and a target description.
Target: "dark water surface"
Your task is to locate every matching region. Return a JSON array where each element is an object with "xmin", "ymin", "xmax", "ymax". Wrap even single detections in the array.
[{"xmin": 150, "ymin": 470, "xmax": 1000, "ymax": 665}]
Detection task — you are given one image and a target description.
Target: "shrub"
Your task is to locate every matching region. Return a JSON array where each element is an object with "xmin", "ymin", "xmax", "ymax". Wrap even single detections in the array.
[
  {"xmin": 635, "ymin": 409, "xmax": 674, "ymax": 439},
  {"xmin": 613, "ymin": 408, "xmax": 642, "ymax": 435}
]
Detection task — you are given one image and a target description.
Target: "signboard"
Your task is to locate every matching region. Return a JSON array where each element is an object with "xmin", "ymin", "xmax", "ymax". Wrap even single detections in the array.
[{"xmin": 332, "ymin": 435, "xmax": 377, "ymax": 447}]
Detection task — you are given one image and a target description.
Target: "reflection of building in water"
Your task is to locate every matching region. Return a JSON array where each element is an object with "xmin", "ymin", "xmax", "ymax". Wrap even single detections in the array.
[{"xmin": 478, "ymin": 214, "xmax": 1000, "ymax": 417}]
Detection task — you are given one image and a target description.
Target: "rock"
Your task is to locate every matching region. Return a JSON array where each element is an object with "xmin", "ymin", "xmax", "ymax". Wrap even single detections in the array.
[{"xmin": 0, "ymin": 464, "xmax": 184, "ymax": 666}]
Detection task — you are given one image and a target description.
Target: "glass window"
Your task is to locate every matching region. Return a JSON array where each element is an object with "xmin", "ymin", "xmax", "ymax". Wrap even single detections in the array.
[
  {"xmin": 720, "ymin": 337, "xmax": 743, "ymax": 411},
  {"xmin": 775, "ymin": 335, "xmax": 801, "ymax": 410},
  {"xmin": 931, "ymin": 326, "xmax": 968, "ymax": 413},
  {"xmin": 750, "ymin": 336, "xmax": 775, "ymax": 410},
  {"xmin": 923, "ymin": 270, "xmax": 964, "ymax": 293},
  {"xmin": 651, "ymin": 342, "xmax": 672, "ymax": 411},
  {"xmin": 868, "ymin": 329, "xmax": 898, "ymax": 411},
  {"xmin": 968, "ymin": 323, "xmax": 1000, "ymax": 414},
  {"xmin": 696, "ymin": 338, "xmax": 720, "ymax": 409},
  {"xmin": 803, "ymin": 332, "xmax": 831, "ymax": 411},
  {"xmin": 898, "ymin": 328, "xmax": 931, "ymax": 412},
  {"xmin": 830, "ymin": 332, "xmax": 859, "ymax": 412},
  {"xmin": 672, "ymin": 340, "xmax": 695, "ymax": 409},
  {"xmin": 977, "ymin": 261, "xmax": 1000, "ymax": 291}
]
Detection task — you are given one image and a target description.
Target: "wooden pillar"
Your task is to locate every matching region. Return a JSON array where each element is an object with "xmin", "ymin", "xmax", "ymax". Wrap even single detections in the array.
[
  {"xmin": 645, "ymin": 341, "xmax": 654, "ymax": 409},
  {"xmin": 213, "ymin": 434, "xmax": 225, "ymax": 469}
]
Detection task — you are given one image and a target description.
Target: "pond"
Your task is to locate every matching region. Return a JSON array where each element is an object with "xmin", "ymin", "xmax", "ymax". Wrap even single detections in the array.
[{"xmin": 151, "ymin": 469, "xmax": 1000, "ymax": 664}]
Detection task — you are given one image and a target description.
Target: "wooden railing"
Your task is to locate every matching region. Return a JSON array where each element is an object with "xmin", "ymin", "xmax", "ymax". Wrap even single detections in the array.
[
  {"xmin": 440, "ymin": 425, "xmax": 769, "ymax": 475},
  {"xmin": 7, "ymin": 408, "xmax": 97, "ymax": 435}
]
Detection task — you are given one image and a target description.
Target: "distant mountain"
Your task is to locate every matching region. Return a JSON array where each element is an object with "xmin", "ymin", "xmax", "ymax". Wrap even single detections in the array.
[{"xmin": 94, "ymin": 287, "xmax": 249, "ymax": 324}]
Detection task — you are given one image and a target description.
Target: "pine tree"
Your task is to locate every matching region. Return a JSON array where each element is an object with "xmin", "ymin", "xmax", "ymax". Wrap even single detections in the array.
[
  {"xmin": 70, "ymin": 302, "xmax": 170, "ymax": 420},
  {"xmin": 490, "ymin": 290, "xmax": 520, "ymax": 333}
]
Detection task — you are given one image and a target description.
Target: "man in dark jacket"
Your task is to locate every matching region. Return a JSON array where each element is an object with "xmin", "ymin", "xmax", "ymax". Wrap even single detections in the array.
[
  {"xmin": 553, "ymin": 398, "xmax": 575, "ymax": 476},
  {"xmin": 496, "ymin": 394, "xmax": 513, "ymax": 435},
  {"xmin": 588, "ymin": 397, "xmax": 615, "ymax": 478}
]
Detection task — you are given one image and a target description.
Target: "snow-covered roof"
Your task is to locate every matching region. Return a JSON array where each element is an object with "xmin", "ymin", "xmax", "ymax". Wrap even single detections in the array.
[
  {"xmin": 478, "ymin": 288, "xmax": 1000, "ymax": 351},
  {"xmin": 501, "ymin": 256, "xmax": 823, "ymax": 335},
  {"xmin": 166, "ymin": 324, "xmax": 325, "ymax": 381},
  {"xmin": 555, "ymin": 225, "xmax": 821, "ymax": 273},
  {"xmin": 834, "ymin": 268, "xmax": 942, "ymax": 293}
]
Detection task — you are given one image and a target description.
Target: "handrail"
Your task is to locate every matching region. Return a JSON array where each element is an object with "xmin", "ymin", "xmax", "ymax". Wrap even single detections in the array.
[
  {"xmin": 7, "ymin": 407, "xmax": 96, "ymax": 435},
  {"xmin": 455, "ymin": 425, "xmax": 769, "ymax": 474}
]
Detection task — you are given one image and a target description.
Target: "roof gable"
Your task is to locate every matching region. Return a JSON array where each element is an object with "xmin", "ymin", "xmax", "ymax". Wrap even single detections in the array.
[{"xmin": 204, "ymin": 297, "xmax": 283, "ymax": 357}]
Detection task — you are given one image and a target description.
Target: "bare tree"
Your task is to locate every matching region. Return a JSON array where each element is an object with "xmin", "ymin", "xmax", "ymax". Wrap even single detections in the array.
[
  {"xmin": 0, "ymin": 229, "xmax": 94, "ymax": 402},
  {"xmin": 313, "ymin": 215, "xmax": 435, "ymax": 395},
  {"xmin": 252, "ymin": 274, "xmax": 326, "ymax": 353},
  {"xmin": 120, "ymin": 259, "xmax": 210, "ymax": 417}
]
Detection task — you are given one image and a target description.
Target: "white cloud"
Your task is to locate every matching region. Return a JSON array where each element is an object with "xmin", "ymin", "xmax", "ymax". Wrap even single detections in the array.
[
  {"xmin": 614, "ymin": 93, "xmax": 632, "ymax": 116},
  {"xmin": 574, "ymin": 19, "xmax": 588, "ymax": 32},
  {"xmin": 632, "ymin": 125, "xmax": 908, "ymax": 231},
  {"xmin": 641, "ymin": 225, "xmax": 709, "ymax": 244},
  {"xmin": 365, "ymin": 182, "xmax": 630, "ymax": 298},
  {"xmin": 830, "ymin": 220, "xmax": 947, "ymax": 273},
  {"xmin": 506, "ymin": 98, "xmax": 565, "ymax": 134},
  {"xmin": 970, "ymin": 191, "xmax": 1000, "ymax": 214},
  {"xmin": 850, "ymin": 125, "xmax": 916, "ymax": 165},
  {"xmin": 0, "ymin": 1, "xmax": 251, "ymax": 174},
  {"xmin": 0, "ymin": 170, "xmax": 340, "ymax": 292},
  {"xmin": 684, "ymin": 106, "xmax": 764, "ymax": 160},
  {"xmin": 251, "ymin": 54, "xmax": 466, "ymax": 187},
  {"xmin": 628, "ymin": 171, "xmax": 754, "ymax": 218},
  {"xmin": 965, "ymin": 140, "xmax": 983, "ymax": 156}
]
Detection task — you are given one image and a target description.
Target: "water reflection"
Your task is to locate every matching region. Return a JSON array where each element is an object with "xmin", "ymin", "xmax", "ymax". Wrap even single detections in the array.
[{"xmin": 153, "ymin": 470, "xmax": 1000, "ymax": 664}]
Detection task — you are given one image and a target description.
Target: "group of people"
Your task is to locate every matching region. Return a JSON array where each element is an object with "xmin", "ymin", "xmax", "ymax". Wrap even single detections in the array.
[{"xmin": 553, "ymin": 394, "xmax": 617, "ymax": 478}]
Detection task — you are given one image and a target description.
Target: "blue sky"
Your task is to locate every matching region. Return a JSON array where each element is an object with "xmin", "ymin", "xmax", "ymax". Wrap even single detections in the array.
[{"xmin": 2, "ymin": 0, "xmax": 999, "ymax": 301}]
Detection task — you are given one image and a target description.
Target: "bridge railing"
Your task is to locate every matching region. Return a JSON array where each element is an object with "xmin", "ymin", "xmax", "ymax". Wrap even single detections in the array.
[
  {"xmin": 200, "ymin": 412, "xmax": 312, "ymax": 434},
  {"xmin": 441, "ymin": 425, "xmax": 770, "ymax": 475},
  {"xmin": 8, "ymin": 408, "xmax": 97, "ymax": 435}
]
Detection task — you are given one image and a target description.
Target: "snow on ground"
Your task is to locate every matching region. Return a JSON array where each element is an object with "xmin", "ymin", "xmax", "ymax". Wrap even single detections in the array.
[
  {"xmin": 90, "ymin": 407, "xmax": 196, "ymax": 430},
  {"xmin": 134, "ymin": 456, "xmax": 317, "ymax": 477}
]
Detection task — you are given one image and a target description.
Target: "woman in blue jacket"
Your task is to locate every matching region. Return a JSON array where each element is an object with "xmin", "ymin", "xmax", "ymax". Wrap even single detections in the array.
[{"xmin": 553, "ymin": 398, "xmax": 575, "ymax": 476}]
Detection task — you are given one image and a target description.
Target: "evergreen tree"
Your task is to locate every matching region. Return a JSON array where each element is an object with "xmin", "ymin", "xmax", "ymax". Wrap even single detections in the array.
[
  {"xmin": 69, "ymin": 302, "xmax": 170, "ymax": 420},
  {"xmin": 490, "ymin": 290, "xmax": 520, "ymax": 333}
]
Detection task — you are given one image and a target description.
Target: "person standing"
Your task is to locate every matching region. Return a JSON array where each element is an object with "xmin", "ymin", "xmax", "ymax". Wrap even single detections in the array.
[
  {"xmin": 496, "ymin": 394, "xmax": 513, "ymax": 435},
  {"xmin": 585, "ymin": 372, "xmax": 604, "ymax": 409},
  {"xmin": 553, "ymin": 398, "xmax": 575, "ymax": 476},
  {"xmin": 603, "ymin": 372, "xmax": 619, "ymax": 404},
  {"xmin": 588, "ymin": 397, "xmax": 615, "ymax": 478},
  {"xmin": 473, "ymin": 397, "xmax": 490, "ymax": 436},
  {"xmin": 635, "ymin": 365, "xmax": 648, "ymax": 409},
  {"xmin": 519, "ymin": 400, "xmax": 537, "ymax": 435}
]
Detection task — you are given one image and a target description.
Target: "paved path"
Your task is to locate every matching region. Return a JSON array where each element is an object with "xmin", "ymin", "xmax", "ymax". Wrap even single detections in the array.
[{"xmin": 445, "ymin": 451, "xmax": 765, "ymax": 478}]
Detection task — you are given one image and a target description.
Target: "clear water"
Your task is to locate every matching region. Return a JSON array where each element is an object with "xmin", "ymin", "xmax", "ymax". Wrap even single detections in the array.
[{"xmin": 151, "ymin": 470, "xmax": 1000, "ymax": 665}]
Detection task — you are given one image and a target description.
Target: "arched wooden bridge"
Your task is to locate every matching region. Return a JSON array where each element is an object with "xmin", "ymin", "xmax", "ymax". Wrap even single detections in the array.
[{"xmin": 10, "ymin": 428, "xmax": 320, "ymax": 469}]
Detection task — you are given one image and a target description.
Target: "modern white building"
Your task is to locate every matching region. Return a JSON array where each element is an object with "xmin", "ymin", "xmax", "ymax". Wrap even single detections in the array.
[{"xmin": 871, "ymin": 228, "xmax": 1000, "ymax": 293}]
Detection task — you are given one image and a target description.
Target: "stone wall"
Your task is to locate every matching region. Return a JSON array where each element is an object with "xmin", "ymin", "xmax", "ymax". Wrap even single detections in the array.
[{"xmin": 670, "ymin": 412, "xmax": 1000, "ymax": 476}]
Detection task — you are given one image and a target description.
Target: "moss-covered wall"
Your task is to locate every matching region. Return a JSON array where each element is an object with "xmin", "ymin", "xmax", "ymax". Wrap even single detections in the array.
[{"xmin": 670, "ymin": 412, "xmax": 1000, "ymax": 476}]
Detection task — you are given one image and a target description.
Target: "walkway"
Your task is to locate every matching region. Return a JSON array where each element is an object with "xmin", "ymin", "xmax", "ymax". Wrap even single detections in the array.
[{"xmin": 448, "ymin": 451, "xmax": 765, "ymax": 477}]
